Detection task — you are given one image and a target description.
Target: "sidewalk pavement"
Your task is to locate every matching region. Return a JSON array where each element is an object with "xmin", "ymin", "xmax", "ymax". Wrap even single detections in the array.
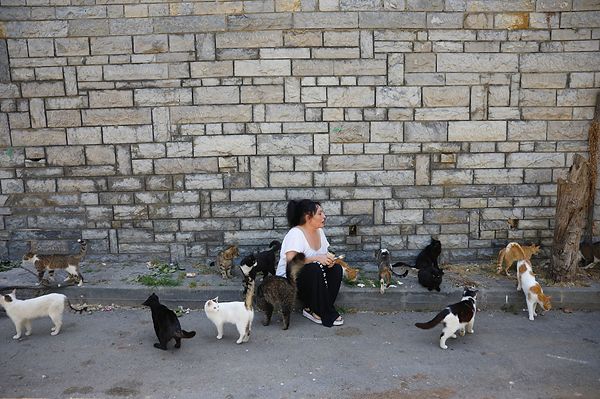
[{"xmin": 1, "ymin": 256, "xmax": 599, "ymax": 312}]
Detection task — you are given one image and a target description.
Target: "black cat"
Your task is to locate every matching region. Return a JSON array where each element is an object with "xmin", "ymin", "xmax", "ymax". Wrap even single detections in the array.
[
  {"xmin": 418, "ymin": 265, "xmax": 444, "ymax": 292},
  {"xmin": 392, "ymin": 238, "xmax": 443, "ymax": 291},
  {"xmin": 240, "ymin": 240, "xmax": 281, "ymax": 279},
  {"xmin": 414, "ymin": 237, "xmax": 442, "ymax": 269},
  {"xmin": 142, "ymin": 293, "xmax": 196, "ymax": 350},
  {"xmin": 392, "ymin": 237, "xmax": 442, "ymax": 270}
]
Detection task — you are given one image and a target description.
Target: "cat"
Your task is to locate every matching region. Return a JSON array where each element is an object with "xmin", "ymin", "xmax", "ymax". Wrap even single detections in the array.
[
  {"xmin": 392, "ymin": 237, "xmax": 442, "ymax": 270},
  {"xmin": 239, "ymin": 240, "xmax": 281, "ymax": 279},
  {"xmin": 252, "ymin": 252, "xmax": 305, "ymax": 330},
  {"xmin": 496, "ymin": 242, "xmax": 541, "ymax": 276},
  {"xmin": 415, "ymin": 287, "xmax": 478, "ymax": 350},
  {"xmin": 205, "ymin": 268, "xmax": 255, "ymax": 344},
  {"xmin": 580, "ymin": 241, "xmax": 600, "ymax": 269},
  {"xmin": 22, "ymin": 239, "xmax": 87, "ymax": 286},
  {"xmin": 516, "ymin": 259, "xmax": 552, "ymax": 321},
  {"xmin": 391, "ymin": 238, "xmax": 443, "ymax": 291},
  {"xmin": 375, "ymin": 249, "xmax": 408, "ymax": 294},
  {"xmin": 142, "ymin": 293, "xmax": 196, "ymax": 350},
  {"xmin": 335, "ymin": 258, "xmax": 359, "ymax": 283},
  {"xmin": 210, "ymin": 245, "xmax": 239, "ymax": 279},
  {"xmin": 0, "ymin": 290, "xmax": 86, "ymax": 339},
  {"xmin": 415, "ymin": 237, "xmax": 442, "ymax": 269},
  {"xmin": 418, "ymin": 265, "xmax": 444, "ymax": 292},
  {"xmin": 326, "ymin": 251, "xmax": 360, "ymax": 283}
]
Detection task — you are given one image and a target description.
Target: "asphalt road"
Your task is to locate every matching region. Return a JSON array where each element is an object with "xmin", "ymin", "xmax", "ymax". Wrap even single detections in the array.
[{"xmin": 0, "ymin": 305, "xmax": 598, "ymax": 399}]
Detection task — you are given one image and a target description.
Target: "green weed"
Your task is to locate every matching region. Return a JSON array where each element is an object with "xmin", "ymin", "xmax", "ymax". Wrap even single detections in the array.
[
  {"xmin": 135, "ymin": 260, "xmax": 184, "ymax": 287},
  {"xmin": 0, "ymin": 260, "xmax": 20, "ymax": 272},
  {"xmin": 136, "ymin": 274, "xmax": 181, "ymax": 287}
]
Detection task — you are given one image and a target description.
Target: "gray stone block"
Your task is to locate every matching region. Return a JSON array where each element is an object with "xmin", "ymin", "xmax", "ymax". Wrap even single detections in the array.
[
  {"xmin": 359, "ymin": 11, "xmax": 426, "ymax": 28},
  {"xmin": 294, "ymin": 12, "xmax": 358, "ymax": 28}
]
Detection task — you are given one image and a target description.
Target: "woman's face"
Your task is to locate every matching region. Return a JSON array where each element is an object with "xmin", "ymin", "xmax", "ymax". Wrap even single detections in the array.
[{"xmin": 306, "ymin": 205, "xmax": 326, "ymax": 228}]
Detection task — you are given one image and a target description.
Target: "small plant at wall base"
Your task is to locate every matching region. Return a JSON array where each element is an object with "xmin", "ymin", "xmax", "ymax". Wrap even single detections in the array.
[
  {"xmin": 0, "ymin": 260, "xmax": 20, "ymax": 272},
  {"xmin": 135, "ymin": 261, "xmax": 184, "ymax": 287}
]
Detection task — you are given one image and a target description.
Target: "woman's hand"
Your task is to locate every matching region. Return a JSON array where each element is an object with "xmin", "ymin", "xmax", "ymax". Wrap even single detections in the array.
[{"xmin": 314, "ymin": 253, "xmax": 336, "ymax": 267}]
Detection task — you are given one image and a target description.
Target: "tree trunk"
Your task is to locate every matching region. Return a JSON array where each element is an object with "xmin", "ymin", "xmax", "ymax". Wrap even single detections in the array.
[
  {"xmin": 551, "ymin": 154, "xmax": 591, "ymax": 282},
  {"xmin": 586, "ymin": 92, "xmax": 600, "ymax": 239}
]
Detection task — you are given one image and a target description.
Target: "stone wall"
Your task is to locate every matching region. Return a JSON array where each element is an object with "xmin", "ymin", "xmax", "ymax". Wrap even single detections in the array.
[{"xmin": 1, "ymin": 0, "xmax": 599, "ymax": 266}]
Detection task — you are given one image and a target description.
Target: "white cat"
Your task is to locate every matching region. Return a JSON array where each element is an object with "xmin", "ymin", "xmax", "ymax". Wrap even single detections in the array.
[
  {"xmin": 0, "ymin": 290, "xmax": 86, "ymax": 339},
  {"xmin": 516, "ymin": 259, "xmax": 552, "ymax": 321},
  {"xmin": 204, "ymin": 297, "xmax": 254, "ymax": 344}
]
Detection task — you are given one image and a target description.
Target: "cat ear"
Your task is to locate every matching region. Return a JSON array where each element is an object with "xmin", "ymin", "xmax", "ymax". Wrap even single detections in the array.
[
  {"xmin": 11, "ymin": 289, "xmax": 16, "ymax": 295},
  {"xmin": 213, "ymin": 296, "xmax": 219, "ymax": 302},
  {"xmin": 3, "ymin": 295, "xmax": 12, "ymax": 302}
]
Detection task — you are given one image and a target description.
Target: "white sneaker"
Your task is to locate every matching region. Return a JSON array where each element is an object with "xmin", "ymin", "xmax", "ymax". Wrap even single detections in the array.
[{"xmin": 302, "ymin": 309, "xmax": 322, "ymax": 324}]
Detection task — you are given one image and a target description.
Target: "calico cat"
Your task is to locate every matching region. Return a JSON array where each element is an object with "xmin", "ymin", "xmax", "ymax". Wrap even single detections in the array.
[
  {"xmin": 142, "ymin": 293, "xmax": 196, "ymax": 350},
  {"xmin": 205, "ymin": 269, "xmax": 255, "ymax": 344},
  {"xmin": 0, "ymin": 290, "xmax": 86, "ymax": 339},
  {"xmin": 496, "ymin": 242, "xmax": 541, "ymax": 276},
  {"xmin": 253, "ymin": 252, "xmax": 305, "ymax": 330},
  {"xmin": 375, "ymin": 249, "xmax": 408, "ymax": 294},
  {"xmin": 516, "ymin": 260, "xmax": 552, "ymax": 321},
  {"xmin": 22, "ymin": 239, "xmax": 87, "ymax": 286},
  {"xmin": 415, "ymin": 287, "xmax": 478, "ymax": 350},
  {"xmin": 239, "ymin": 240, "xmax": 281, "ymax": 279},
  {"xmin": 210, "ymin": 245, "xmax": 239, "ymax": 279},
  {"xmin": 580, "ymin": 241, "xmax": 600, "ymax": 269}
]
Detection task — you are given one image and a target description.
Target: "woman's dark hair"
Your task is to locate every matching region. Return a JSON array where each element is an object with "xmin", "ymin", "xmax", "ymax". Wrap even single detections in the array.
[{"xmin": 286, "ymin": 199, "xmax": 321, "ymax": 227}]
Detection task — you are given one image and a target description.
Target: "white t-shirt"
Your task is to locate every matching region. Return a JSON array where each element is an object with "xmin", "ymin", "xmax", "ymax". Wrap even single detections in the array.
[{"xmin": 276, "ymin": 226, "xmax": 330, "ymax": 277}]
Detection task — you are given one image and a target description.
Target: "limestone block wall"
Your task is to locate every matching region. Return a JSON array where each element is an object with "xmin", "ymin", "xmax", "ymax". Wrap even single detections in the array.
[{"xmin": 0, "ymin": 0, "xmax": 599, "ymax": 266}]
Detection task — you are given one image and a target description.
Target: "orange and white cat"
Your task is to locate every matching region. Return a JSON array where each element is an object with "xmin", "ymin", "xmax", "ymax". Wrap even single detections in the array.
[
  {"xmin": 496, "ymin": 242, "xmax": 541, "ymax": 276},
  {"xmin": 334, "ymin": 257, "xmax": 359, "ymax": 283},
  {"xmin": 516, "ymin": 259, "xmax": 552, "ymax": 321}
]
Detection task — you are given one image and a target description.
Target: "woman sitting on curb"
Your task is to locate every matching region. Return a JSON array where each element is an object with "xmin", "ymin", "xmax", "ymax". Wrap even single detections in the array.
[{"xmin": 276, "ymin": 199, "xmax": 344, "ymax": 327}]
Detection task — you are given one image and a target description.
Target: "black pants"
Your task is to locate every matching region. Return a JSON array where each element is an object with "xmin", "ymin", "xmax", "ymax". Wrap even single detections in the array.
[{"xmin": 297, "ymin": 262, "xmax": 342, "ymax": 327}]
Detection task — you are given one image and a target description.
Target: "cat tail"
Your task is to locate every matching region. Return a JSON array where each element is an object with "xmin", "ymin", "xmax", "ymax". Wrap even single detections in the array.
[
  {"xmin": 77, "ymin": 239, "xmax": 88, "ymax": 258},
  {"xmin": 391, "ymin": 261, "xmax": 410, "ymax": 278},
  {"xmin": 175, "ymin": 329, "xmax": 196, "ymax": 339},
  {"xmin": 66, "ymin": 298, "xmax": 88, "ymax": 314},
  {"xmin": 506, "ymin": 242, "xmax": 526, "ymax": 259},
  {"xmin": 286, "ymin": 253, "xmax": 306, "ymax": 285},
  {"xmin": 496, "ymin": 248, "xmax": 506, "ymax": 274},
  {"xmin": 415, "ymin": 308, "xmax": 450, "ymax": 329}
]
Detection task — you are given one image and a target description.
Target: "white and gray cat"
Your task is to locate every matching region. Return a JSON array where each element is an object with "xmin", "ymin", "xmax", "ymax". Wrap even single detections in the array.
[
  {"xmin": 22, "ymin": 239, "xmax": 87, "ymax": 286},
  {"xmin": 204, "ymin": 267, "xmax": 255, "ymax": 344},
  {"xmin": 415, "ymin": 287, "xmax": 478, "ymax": 349},
  {"xmin": 0, "ymin": 290, "xmax": 86, "ymax": 339},
  {"xmin": 580, "ymin": 241, "xmax": 600, "ymax": 269}
]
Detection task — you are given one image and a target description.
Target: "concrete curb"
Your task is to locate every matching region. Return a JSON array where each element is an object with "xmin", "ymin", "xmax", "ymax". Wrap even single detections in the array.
[
  {"xmin": 11, "ymin": 283, "xmax": 596, "ymax": 313},
  {"xmin": 3, "ymin": 262, "xmax": 599, "ymax": 312}
]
